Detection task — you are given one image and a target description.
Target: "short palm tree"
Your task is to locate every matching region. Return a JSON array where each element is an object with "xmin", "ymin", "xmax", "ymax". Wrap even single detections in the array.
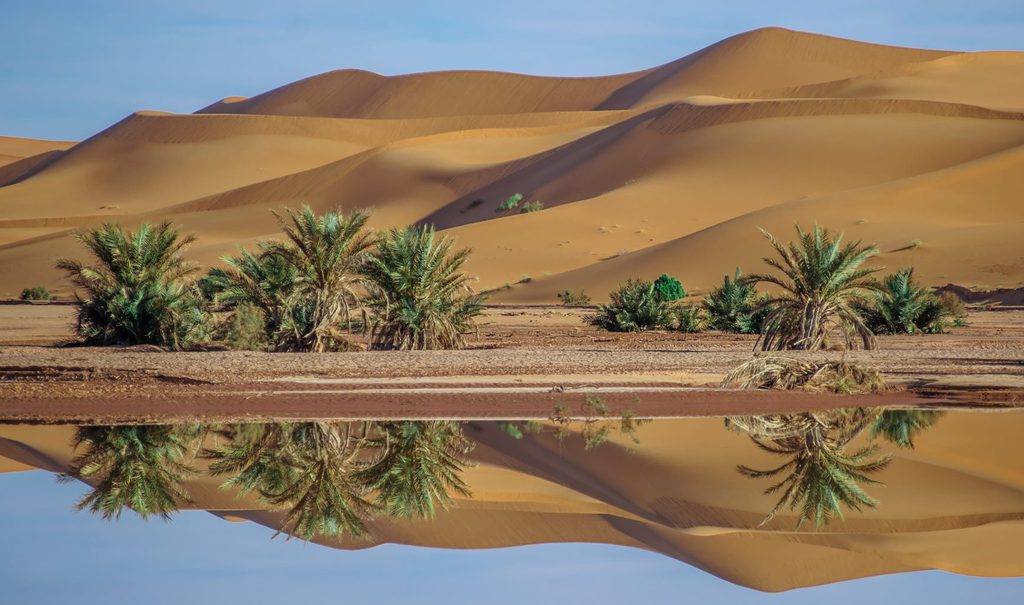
[
  {"xmin": 745, "ymin": 225, "xmax": 881, "ymax": 350},
  {"xmin": 206, "ymin": 421, "xmax": 375, "ymax": 540},
  {"xmin": 590, "ymin": 279, "xmax": 674, "ymax": 332},
  {"xmin": 266, "ymin": 206, "xmax": 373, "ymax": 352},
  {"xmin": 703, "ymin": 268, "xmax": 764, "ymax": 333},
  {"xmin": 363, "ymin": 225, "xmax": 485, "ymax": 350},
  {"xmin": 55, "ymin": 222, "xmax": 208, "ymax": 349},
  {"xmin": 859, "ymin": 268, "xmax": 949, "ymax": 335},
  {"xmin": 64, "ymin": 424, "xmax": 199, "ymax": 520},
  {"xmin": 356, "ymin": 421, "xmax": 474, "ymax": 518},
  {"xmin": 730, "ymin": 410, "xmax": 891, "ymax": 528}
]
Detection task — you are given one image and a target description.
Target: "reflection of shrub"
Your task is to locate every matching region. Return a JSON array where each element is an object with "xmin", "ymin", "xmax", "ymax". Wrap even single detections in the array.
[
  {"xmin": 653, "ymin": 274, "xmax": 684, "ymax": 302},
  {"xmin": 496, "ymin": 193, "xmax": 523, "ymax": 213},
  {"xmin": 20, "ymin": 286, "xmax": 52, "ymax": 301},
  {"xmin": 519, "ymin": 200, "xmax": 544, "ymax": 213},
  {"xmin": 556, "ymin": 289, "xmax": 591, "ymax": 306},
  {"xmin": 590, "ymin": 279, "xmax": 674, "ymax": 332}
]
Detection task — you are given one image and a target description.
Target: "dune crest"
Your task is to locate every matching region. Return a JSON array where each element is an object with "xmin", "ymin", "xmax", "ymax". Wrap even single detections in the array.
[{"xmin": 1, "ymin": 27, "xmax": 1022, "ymax": 298}]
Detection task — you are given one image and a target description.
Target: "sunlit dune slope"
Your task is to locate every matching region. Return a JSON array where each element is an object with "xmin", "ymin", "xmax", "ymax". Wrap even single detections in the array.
[
  {"xmin": 1, "ymin": 412, "xmax": 1022, "ymax": 592},
  {"xmin": 0, "ymin": 26, "xmax": 1021, "ymax": 299}
]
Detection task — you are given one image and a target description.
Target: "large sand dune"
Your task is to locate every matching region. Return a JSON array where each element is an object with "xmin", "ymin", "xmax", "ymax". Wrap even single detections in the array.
[
  {"xmin": 1, "ymin": 411, "xmax": 1022, "ymax": 591},
  {"xmin": 1, "ymin": 27, "xmax": 1022, "ymax": 299}
]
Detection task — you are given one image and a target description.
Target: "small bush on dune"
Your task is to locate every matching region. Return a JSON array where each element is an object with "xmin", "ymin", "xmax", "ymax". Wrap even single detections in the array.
[
  {"xmin": 859, "ymin": 268, "xmax": 953, "ymax": 335},
  {"xmin": 519, "ymin": 200, "xmax": 544, "ymax": 213},
  {"xmin": 557, "ymin": 289, "xmax": 591, "ymax": 306},
  {"xmin": 363, "ymin": 225, "xmax": 486, "ymax": 350},
  {"xmin": 653, "ymin": 274, "xmax": 685, "ymax": 302},
  {"xmin": 56, "ymin": 222, "xmax": 209, "ymax": 350},
  {"xmin": 590, "ymin": 279, "xmax": 674, "ymax": 332},
  {"xmin": 722, "ymin": 355, "xmax": 886, "ymax": 395},
  {"xmin": 495, "ymin": 193, "xmax": 523, "ymax": 213},
  {"xmin": 19, "ymin": 286, "xmax": 53, "ymax": 301}
]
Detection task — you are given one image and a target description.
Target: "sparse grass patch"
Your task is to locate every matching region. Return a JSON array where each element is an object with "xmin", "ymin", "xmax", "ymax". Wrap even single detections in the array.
[
  {"xmin": 519, "ymin": 200, "xmax": 544, "ymax": 213},
  {"xmin": 557, "ymin": 289, "xmax": 591, "ymax": 306}
]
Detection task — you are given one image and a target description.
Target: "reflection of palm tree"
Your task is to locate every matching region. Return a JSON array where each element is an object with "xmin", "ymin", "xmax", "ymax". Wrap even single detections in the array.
[
  {"xmin": 206, "ymin": 422, "xmax": 373, "ymax": 540},
  {"xmin": 206, "ymin": 421, "xmax": 474, "ymax": 539},
  {"xmin": 729, "ymin": 408, "xmax": 944, "ymax": 528},
  {"xmin": 357, "ymin": 421, "xmax": 473, "ymax": 518},
  {"xmin": 65, "ymin": 425, "xmax": 199, "ymax": 520}
]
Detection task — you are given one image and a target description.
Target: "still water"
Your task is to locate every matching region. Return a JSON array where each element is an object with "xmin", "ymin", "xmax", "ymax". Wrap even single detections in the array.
[{"xmin": 2, "ymin": 407, "xmax": 1023, "ymax": 603}]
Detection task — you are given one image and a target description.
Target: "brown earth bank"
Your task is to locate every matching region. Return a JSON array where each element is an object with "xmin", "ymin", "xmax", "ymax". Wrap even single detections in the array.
[{"xmin": 1, "ymin": 305, "xmax": 1021, "ymax": 423}]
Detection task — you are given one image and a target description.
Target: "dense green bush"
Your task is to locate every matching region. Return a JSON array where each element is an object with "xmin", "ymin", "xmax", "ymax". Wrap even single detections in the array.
[
  {"xmin": 19, "ymin": 286, "xmax": 52, "ymax": 301},
  {"xmin": 653, "ymin": 274, "xmax": 685, "ymax": 302},
  {"xmin": 702, "ymin": 268, "xmax": 765, "ymax": 333},
  {"xmin": 55, "ymin": 222, "xmax": 209, "ymax": 350},
  {"xmin": 590, "ymin": 279, "xmax": 674, "ymax": 332},
  {"xmin": 859, "ymin": 268, "xmax": 953, "ymax": 335},
  {"xmin": 673, "ymin": 304, "xmax": 708, "ymax": 333},
  {"xmin": 215, "ymin": 303, "xmax": 269, "ymax": 351}
]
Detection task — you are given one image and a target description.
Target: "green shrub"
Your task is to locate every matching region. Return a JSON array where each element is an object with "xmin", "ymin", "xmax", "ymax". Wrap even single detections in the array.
[
  {"xmin": 673, "ymin": 304, "xmax": 708, "ymax": 333},
  {"xmin": 556, "ymin": 289, "xmax": 591, "ymax": 306},
  {"xmin": 590, "ymin": 279, "xmax": 674, "ymax": 332},
  {"xmin": 496, "ymin": 193, "xmax": 523, "ymax": 213},
  {"xmin": 55, "ymin": 222, "xmax": 209, "ymax": 350},
  {"xmin": 19, "ymin": 286, "xmax": 52, "ymax": 301},
  {"xmin": 519, "ymin": 200, "xmax": 544, "ymax": 213},
  {"xmin": 216, "ymin": 303, "xmax": 268, "ymax": 351},
  {"xmin": 702, "ymin": 268, "xmax": 762, "ymax": 333},
  {"xmin": 653, "ymin": 274, "xmax": 685, "ymax": 302},
  {"xmin": 859, "ymin": 268, "xmax": 952, "ymax": 334}
]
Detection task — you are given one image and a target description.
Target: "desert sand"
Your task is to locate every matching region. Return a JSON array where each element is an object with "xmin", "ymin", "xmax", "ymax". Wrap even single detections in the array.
[
  {"xmin": 1, "ymin": 411, "xmax": 1022, "ymax": 592},
  {"xmin": 1, "ymin": 27, "xmax": 1022, "ymax": 299}
]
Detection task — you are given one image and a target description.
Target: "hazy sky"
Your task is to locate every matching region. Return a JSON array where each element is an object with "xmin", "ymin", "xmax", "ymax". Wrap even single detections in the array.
[
  {"xmin": 3, "ymin": 470, "xmax": 1023, "ymax": 604},
  {"xmin": 1, "ymin": 0, "xmax": 1022, "ymax": 140}
]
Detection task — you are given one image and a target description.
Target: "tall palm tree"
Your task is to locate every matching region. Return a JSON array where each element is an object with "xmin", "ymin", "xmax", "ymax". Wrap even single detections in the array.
[
  {"xmin": 266, "ymin": 206, "xmax": 374, "ymax": 352},
  {"xmin": 206, "ymin": 422, "xmax": 375, "ymax": 540},
  {"xmin": 729, "ymin": 409, "xmax": 891, "ymax": 528},
  {"xmin": 363, "ymin": 225, "xmax": 485, "ymax": 350},
  {"xmin": 55, "ymin": 222, "xmax": 207, "ymax": 349},
  {"xmin": 859, "ymin": 268, "xmax": 949, "ymax": 335},
  {"xmin": 744, "ymin": 225, "xmax": 881, "ymax": 351},
  {"xmin": 64, "ymin": 424, "xmax": 199, "ymax": 520},
  {"xmin": 357, "ymin": 421, "xmax": 474, "ymax": 518}
]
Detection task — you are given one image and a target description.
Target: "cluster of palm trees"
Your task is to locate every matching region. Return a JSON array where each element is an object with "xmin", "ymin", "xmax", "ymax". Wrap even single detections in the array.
[
  {"xmin": 65, "ymin": 420, "xmax": 474, "ymax": 540},
  {"xmin": 57, "ymin": 206, "xmax": 486, "ymax": 351},
  {"xmin": 727, "ymin": 407, "xmax": 943, "ymax": 528},
  {"xmin": 593, "ymin": 224, "xmax": 962, "ymax": 351}
]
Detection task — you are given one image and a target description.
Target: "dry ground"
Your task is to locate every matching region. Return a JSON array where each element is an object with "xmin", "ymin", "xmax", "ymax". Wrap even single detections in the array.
[{"xmin": 0, "ymin": 303, "xmax": 1021, "ymax": 423}]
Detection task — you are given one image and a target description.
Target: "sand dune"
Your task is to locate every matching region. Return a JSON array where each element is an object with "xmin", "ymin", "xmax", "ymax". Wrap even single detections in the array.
[
  {"xmin": 0, "ymin": 26, "xmax": 1021, "ymax": 299},
  {"xmin": 1, "ymin": 411, "xmax": 1022, "ymax": 591}
]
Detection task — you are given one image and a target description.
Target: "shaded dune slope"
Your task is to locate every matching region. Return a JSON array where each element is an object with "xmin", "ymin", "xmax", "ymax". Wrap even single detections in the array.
[
  {"xmin": 1, "ymin": 27, "xmax": 1022, "ymax": 299},
  {"xmin": 1, "ymin": 412, "xmax": 1022, "ymax": 591}
]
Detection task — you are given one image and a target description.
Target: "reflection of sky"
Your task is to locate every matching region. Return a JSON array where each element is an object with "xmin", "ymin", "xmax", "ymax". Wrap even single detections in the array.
[
  {"xmin": 2, "ymin": 471, "xmax": 1022, "ymax": 604},
  {"xmin": 2, "ymin": 1, "xmax": 1022, "ymax": 139}
]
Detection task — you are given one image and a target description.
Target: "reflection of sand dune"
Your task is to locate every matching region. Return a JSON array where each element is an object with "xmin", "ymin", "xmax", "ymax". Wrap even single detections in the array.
[
  {"xmin": 1, "ymin": 27, "xmax": 1022, "ymax": 298},
  {"xmin": 1, "ymin": 412, "xmax": 1022, "ymax": 592}
]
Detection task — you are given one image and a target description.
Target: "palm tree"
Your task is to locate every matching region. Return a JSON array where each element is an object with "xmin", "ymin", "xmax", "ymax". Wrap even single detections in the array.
[
  {"xmin": 357, "ymin": 421, "xmax": 473, "ymax": 518},
  {"xmin": 266, "ymin": 206, "xmax": 373, "ymax": 352},
  {"xmin": 206, "ymin": 422, "xmax": 375, "ymax": 540},
  {"xmin": 363, "ymin": 225, "xmax": 485, "ymax": 350},
  {"xmin": 64, "ymin": 424, "xmax": 199, "ymax": 520},
  {"xmin": 744, "ymin": 224, "xmax": 881, "ymax": 350},
  {"xmin": 702, "ymin": 268, "xmax": 763, "ymax": 333},
  {"xmin": 859, "ymin": 268, "xmax": 949, "ymax": 335},
  {"xmin": 730, "ymin": 410, "xmax": 891, "ymax": 528},
  {"xmin": 55, "ymin": 222, "xmax": 208, "ymax": 349},
  {"xmin": 590, "ymin": 279, "xmax": 675, "ymax": 332}
]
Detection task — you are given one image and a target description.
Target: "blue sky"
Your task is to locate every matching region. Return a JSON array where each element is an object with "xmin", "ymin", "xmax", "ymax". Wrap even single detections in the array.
[
  {"xmin": 2, "ymin": 470, "xmax": 1023, "ymax": 605},
  {"xmin": 1, "ymin": 1, "xmax": 1022, "ymax": 140}
]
